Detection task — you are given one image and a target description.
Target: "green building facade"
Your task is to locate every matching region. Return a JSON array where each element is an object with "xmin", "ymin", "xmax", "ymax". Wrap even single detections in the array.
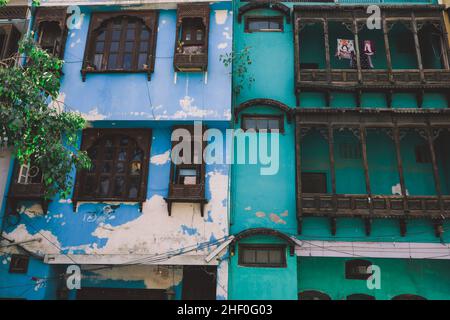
[{"xmin": 229, "ymin": 0, "xmax": 450, "ymax": 300}]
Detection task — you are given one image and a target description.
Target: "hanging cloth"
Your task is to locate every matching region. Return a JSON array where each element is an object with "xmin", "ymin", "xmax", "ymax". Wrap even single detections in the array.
[{"xmin": 336, "ymin": 39, "xmax": 355, "ymax": 60}]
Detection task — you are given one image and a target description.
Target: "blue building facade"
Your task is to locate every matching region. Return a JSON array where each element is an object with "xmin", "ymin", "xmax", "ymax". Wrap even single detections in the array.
[{"xmin": 0, "ymin": 0, "xmax": 232, "ymax": 300}]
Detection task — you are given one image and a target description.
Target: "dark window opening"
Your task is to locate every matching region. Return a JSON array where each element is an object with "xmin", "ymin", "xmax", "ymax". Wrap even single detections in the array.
[
  {"xmin": 300, "ymin": 63, "xmax": 319, "ymax": 69},
  {"xmin": 347, "ymin": 294, "xmax": 375, "ymax": 300},
  {"xmin": 176, "ymin": 165, "xmax": 200, "ymax": 185},
  {"xmin": 415, "ymin": 145, "xmax": 431, "ymax": 163},
  {"xmin": 179, "ymin": 17, "xmax": 205, "ymax": 50},
  {"xmin": 301, "ymin": 172, "xmax": 327, "ymax": 193},
  {"xmin": 338, "ymin": 143, "xmax": 361, "ymax": 159},
  {"xmin": 0, "ymin": 24, "xmax": 21, "ymax": 60},
  {"xmin": 298, "ymin": 290, "xmax": 331, "ymax": 300},
  {"xmin": 345, "ymin": 259, "xmax": 372, "ymax": 280},
  {"xmin": 241, "ymin": 115, "xmax": 283, "ymax": 133},
  {"xmin": 77, "ymin": 287, "xmax": 167, "ymax": 300},
  {"xmin": 245, "ymin": 16, "xmax": 283, "ymax": 33},
  {"xmin": 238, "ymin": 244, "xmax": 286, "ymax": 268},
  {"xmin": 84, "ymin": 12, "xmax": 157, "ymax": 73},
  {"xmin": 182, "ymin": 266, "xmax": 217, "ymax": 300},
  {"xmin": 9, "ymin": 254, "xmax": 29, "ymax": 274},
  {"xmin": 37, "ymin": 21, "xmax": 63, "ymax": 56},
  {"xmin": 74, "ymin": 129, "xmax": 151, "ymax": 203}
]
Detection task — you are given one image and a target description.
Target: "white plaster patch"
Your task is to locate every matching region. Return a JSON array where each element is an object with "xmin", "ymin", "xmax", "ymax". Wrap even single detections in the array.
[
  {"xmin": 3, "ymin": 224, "xmax": 61, "ymax": 255},
  {"xmin": 280, "ymin": 210, "xmax": 288, "ymax": 217},
  {"xmin": 174, "ymin": 96, "xmax": 216, "ymax": 119},
  {"xmin": 214, "ymin": 10, "xmax": 228, "ymax": 25},
  {"xmin": 244, "ymin": 206, "xmax": 251, "ymax": 211},
  {"xmin": 222, "ymin": 32, "xmax": 232, "ymax": 40},
  {"xmin": 80, "ymin": 108, "xmax": 108, "ymax": 121},
  {"xmin": 150, "ymin": 150, "xmax": 171, "ymax": 165},
  {"xmin": 217, "ymin": 42, "xmax": 228, "ymax": 50},
  {"xmin": 20, "ymin": 204, "xmax": 43, "ymax": 218},
  {"xmin": 49, "ymin": 92, "xmax": 66, "ymax": 112},
  {"xmin": 392, "ymin": 183, "xmax": 409, "ymax": 196}
]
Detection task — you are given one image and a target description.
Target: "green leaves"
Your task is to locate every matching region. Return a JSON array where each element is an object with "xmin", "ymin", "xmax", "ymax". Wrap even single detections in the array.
[
  {"xmin": 220, "ymin": 46, "xmax": 255, "ymax": 96},
  {"xmin": 0, "ymin": 37, "xmax": 91, "ymax": 199}
]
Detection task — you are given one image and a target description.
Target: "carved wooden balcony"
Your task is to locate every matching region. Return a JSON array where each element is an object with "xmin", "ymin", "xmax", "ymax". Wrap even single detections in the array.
[
  {"xmin": 165, "ymin": 183, "xmax": 207, "ymax": 216},
  {"xmin": 300, "ymin": 193, "xmax": 450, "ymax": 219},
  {"xmin": 8, "ymin": 182, "xmax": 50, "ymax": 215},
  {"xmin": 173, "ymin": 51, "xmax": 208, "ymax": 72}
]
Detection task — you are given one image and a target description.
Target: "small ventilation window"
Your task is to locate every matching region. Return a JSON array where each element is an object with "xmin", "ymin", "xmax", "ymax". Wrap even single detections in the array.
[
  {"xmin": 301, "ymin": 172, "xmax": 327, "ymax": 193},
  {"xmin": 345, "ymin": 259, "xmax": 372, "ymax": 280},
  {"xmin": 415, "ymin": 145, "xmax": 431, "ymax": 163},
  {"xmin": 338, "ymin": 143, "xmax": 361, "ymax": 159},
  {"xmin": 245, "ymin": 16, "xmax": 283, "ymax": 33},
  {"xmin": 242, "ymin": 115, "xmax": 283, "ymax": 133},
  {"xmin": 9, "ymin": 255, "xmax": 29, "ymax": 274},
  {"xmin": 238, "ymin": 244, "xmax": 286, "ymax": 268}
]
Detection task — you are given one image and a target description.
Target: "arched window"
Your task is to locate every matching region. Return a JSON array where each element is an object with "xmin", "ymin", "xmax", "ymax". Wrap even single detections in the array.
[
  {"xmin": 82, "ymin": 11, "xmax": 158, "ymax": 80},
  {"xmin": 73, "ymin": 129, "xmax": 152, "ymax": 210},
  {"xmin": 298, "ymin": 291, "xmax": 331, "ymax": 300},
  {"xmin": 392, "ymin": 294, "xmax": 426, "ymax": 300},
  {"xmin": 347, "ymin": 294, "xmax": 375, "ymax": 300}
]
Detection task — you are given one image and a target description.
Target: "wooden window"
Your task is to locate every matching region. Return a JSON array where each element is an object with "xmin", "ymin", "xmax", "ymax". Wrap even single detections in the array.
[
  {"xmin": 174, "ymin": 3, "xmax": 210, "ymax": 72},
  {"xmin": 241, "ymin": 114, "xmax": 284, "ymax": 133},
  {"xmin": 345, "ymin": 259, "xmax": 372, "ymax": 280},
  {"xmin": 0, "ymin": 24, "xmax": 21, "ymax": 60},
  {"xmin": 34, "ymin": 7, "xmax": 68, "ymax": 59},
  {"xmin": 180, "ymin": 18, "xmax": 205, "ymax": 47},
  {"xmin": 301, "ymin": 172, "xmax": 327, "ymax": 193},
  {"xmin": 82, "ymin": 11, "xmax": 158, "ymax": 80},
  {"xmin": 238, "ymin": 244, "xmax": 286, "ymax": 268},
  {"xmin": 9, "ymin": 254, "xmax": 29, "ymax": 274},
  {"xmin": 347, "ymin": 294, "xmax": 375, "ymax": 300},
  {"xmin": 298, "ymin": 291, "xmax": 331, "ymax": 300},
  {"xmin": 245, "ymin": 16, "xmax": 283, "ymax": 33},
  {"xmin": 17, "ymin": 160, "xmax": 43, "ymax": 185},
  {"xmin": 73, "ymin": 129, "xmax": 152, "ymax": 208},
  {"xmin": 338, "ymin": 143, "xmax": 361, "ymax": 159},
  {"xmin": 415, "ymin": 145, "xmax": 431, "ymax": 163}
]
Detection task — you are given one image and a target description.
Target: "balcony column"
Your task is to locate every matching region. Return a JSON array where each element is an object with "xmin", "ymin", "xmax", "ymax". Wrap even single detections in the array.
[
  {"xmin": 411, "ymin": 13, "xmax": 425, "ymax": 83},
  {"xmin": 352, "ymin": 17, "xmax": 362, "ymax": 83},
  {"xmin": 393, "ymin": 123, "xmax": 408, "ymax": 236},
  {"xmin": 295, "ymin": 118, "xmax": 303, "ymax": 234},
  {"xmin": 359, "ymin": 125, "xmax": 372, "ymax": 235},
  {"xmin": 425, "ymin": 123, "xmax": 444, "ymax": 216},
  {"xmin": 323, "ymin": 17, "xmax": 331, "ymax": 83},
  {"xmin": 439, "ymin": 15, "xmax": 450, "ymax": 70},
  {"xmin": 382, "ymin": 14, "xmax": 393, "ymax": 83},
  {"xmin": 327, "ymin": 123, "xmax": 336, "ymax": 211}
]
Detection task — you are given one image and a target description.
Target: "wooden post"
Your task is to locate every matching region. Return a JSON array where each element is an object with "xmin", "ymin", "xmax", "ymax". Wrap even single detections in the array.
[
  {"xmin": 439, "ymin": 15, "xmax": 450, "ymax": 70},
  {"xmin": 328, "ymin": 123, "xmax": 336, "ymax": 210},
  {"xmin": 359, "ymin": 125, "xmax": 372, "ymax": 235},
  {"xmin": 353, "ymin": 17, "xmax": 362, "ymax": 83},
  {"xmin": 382, "ymin": 14, "xmax": 393, "ymax": 83},
  {"xmin": 411, "ymin": 13, "xmax": 424, "ymax": 83},
  {"xmin": 393, "ymin": 123, "xmax": 408, "ymax": 236},
  {"xmin": 324, "ymin": 17, "xmax": 331, "ymax": 84},
  {"xmin": 295, "ymin": 117, "xmax": 303, "ymax": 234},
  {"xmin": 426, "ymin": 123, "xmax": 444, "ymax": 215}
]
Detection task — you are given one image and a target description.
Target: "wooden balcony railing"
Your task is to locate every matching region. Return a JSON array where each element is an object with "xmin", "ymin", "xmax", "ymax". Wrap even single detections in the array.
[
  {"xmin": 300, "ymin": 193, "xmax": 450, "ymax": 219},
  {"xmin": 165, "ymin": 183, "xmax": 207, "ymax": 216}
]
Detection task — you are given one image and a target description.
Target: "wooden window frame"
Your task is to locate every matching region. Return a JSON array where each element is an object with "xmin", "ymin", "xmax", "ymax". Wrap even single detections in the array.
[
  {"xmin": 9, "ymin": 254, "xmax": 29, "ymax": 274},
  {"xmin": 241, "ymin": 114, "xmax": 285, "ymax": 133},
  {"xmin": 238, "ymin": 244, "xmax": 287, "ymax": 268},
  {"xmin": 345, "ymin": 259, "xmax": 372, "ymax": 280},
  {"xmin": 72, "ymin": 128, "xmax": 152, "ymax": 212},
  {"xmin": 34, "ymin": 7, "xmax": 68, "ymax": 59},
  {"xmin": 180, "ymin": 17, "xmax": 205, "ymax": 47},
  {"xmin": 244, "ymin": 15, "xmax": 284, "ymax": 33},
  {"xmin": 301, "ymin": 172, "xmax": 327, "ymax": 194},
  {"xmin": 81, "ymin": 11, "xmax": 158, "ymax": 81},
  {"xmin": 173, "ymin": 3, "xmax": 210, "ymax": 72}
]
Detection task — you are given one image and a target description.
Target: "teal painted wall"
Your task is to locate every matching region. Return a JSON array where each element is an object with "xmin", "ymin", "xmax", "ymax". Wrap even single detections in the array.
[
  {"xmin": 228, "ymin": 236, "xmax": 298, "ymax": 300},
  {"xmin": 297, "ymin": 257, "xmax": 450, "ymax": 300}
]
